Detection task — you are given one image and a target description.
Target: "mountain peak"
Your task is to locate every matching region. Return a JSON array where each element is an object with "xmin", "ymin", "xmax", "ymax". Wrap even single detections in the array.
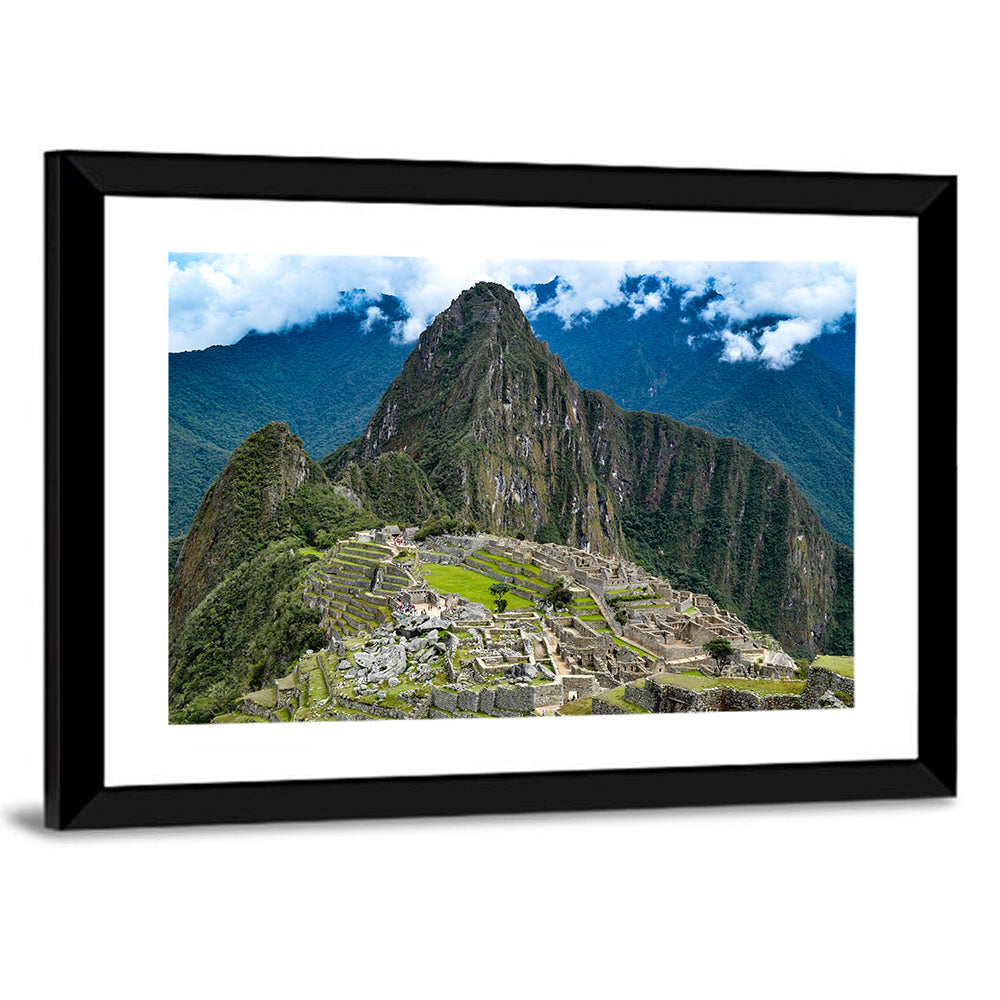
[
  {"xmin": 168, "ymin": 421, "xmax": 325, "ymax": 643},
  {"xmin": 414, "ymin": 281, "xmax": 534, "ymax": 364},
  {"xmin": 330, "ymin": 282, "xmax": 621, "ymax": 553}
]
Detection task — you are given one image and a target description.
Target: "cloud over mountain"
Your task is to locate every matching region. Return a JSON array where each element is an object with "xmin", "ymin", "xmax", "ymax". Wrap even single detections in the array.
[{"xmin": 169, "ymin": 254, "xmax": 854, "ymax": 369}]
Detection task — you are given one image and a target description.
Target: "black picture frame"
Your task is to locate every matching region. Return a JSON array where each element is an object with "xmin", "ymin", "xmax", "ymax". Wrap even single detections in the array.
[{"xmin": 44, "ymin": 151, "xmax": 956, "ymax": 830}]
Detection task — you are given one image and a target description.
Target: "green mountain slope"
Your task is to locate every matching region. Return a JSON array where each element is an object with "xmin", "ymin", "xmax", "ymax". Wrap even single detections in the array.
[
  {"xmin": 168, "ymin": 301, "xmax": 411, "ymax": 536},
  {"xmin": 328, "ymin": 452, "xmax": 449, "ymax": 524},
  {"xmin": 169, "ymin": 542, "xmax": 329, "ymax": 723},
  {"xmin": 528, "ymin": 291, "xmax": 854, "ymax": 545},
  {"xmin": 168, "ymin": 422, "xmax": 380, "ymax": 718}
]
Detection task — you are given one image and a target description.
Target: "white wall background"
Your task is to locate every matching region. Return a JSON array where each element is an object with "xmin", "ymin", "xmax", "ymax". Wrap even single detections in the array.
[{"xmin": 1, "ymin": 3, "xmax": 993, "ymax": 997}]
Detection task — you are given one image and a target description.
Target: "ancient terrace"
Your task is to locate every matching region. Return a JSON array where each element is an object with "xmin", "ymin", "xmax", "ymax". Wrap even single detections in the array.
[
  {"xmin": 415, "ymin": 534, "xmax": 778, "ymax": 675},
  {"xmin": 210, "ymin": 531, "xmax": 812, "ymax": 724}
]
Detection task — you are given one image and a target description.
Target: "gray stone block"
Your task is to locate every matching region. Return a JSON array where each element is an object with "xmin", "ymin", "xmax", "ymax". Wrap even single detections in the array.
[
  {"xmin": 457, "ymin": 689, "xmax": 479, "ymax": 713},
  {"xmin": 432, "ymin": 688, "xmax": 458, "ymax": 713},
  {"xmin": 494, "ymin": 684, "xmax": 534, "ymax": 713}
]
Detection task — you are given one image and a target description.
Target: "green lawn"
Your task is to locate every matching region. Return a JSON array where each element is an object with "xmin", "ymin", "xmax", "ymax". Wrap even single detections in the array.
[
  {"xmin": 594, "ymin": 686, "xmax": 651, "ymax": 713},
  {"xmin": 421, "ymin": 564, "xmax": 534, "ymax": 609},
  {"xmin": 556, "ymin": 696, "xmax": 594, "ymax": 716},
  {"xmin": 811, "ymin": 655, "xmax": 854, "ymax": 678},
  {"xmin": 650, "ymin": 672, "xmax": 806, "ymax": 696},
  {"xmin": 307, "ymin": 665, "xmax": 329, "ymax": 703}
]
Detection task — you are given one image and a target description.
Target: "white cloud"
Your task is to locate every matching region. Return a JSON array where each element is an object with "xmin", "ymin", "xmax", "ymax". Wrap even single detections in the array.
[
  {"xmin": 168, "ymin": 255, "xmax": 855, "ymax": 374},
  {"xmin": 514, "ymin": 288, "xmax": 537, "ymax": 315},
  {"xmin": 719, "ymin": 331, "xmax": 760, "ymax": 364},
  {"xmin": 692, "ymin": 262, "xmax": 855, "ymax": 329},
  {"xmin": 361, "ymin": 305, "xmax": 387, "ymax": 333},
  {"xmin": 170, "ymin": 254, "xmax": 576, "ymax": 351},
  {"xmin": 626, "ymin": 287, "xmax": 666, "ymax": 319},
  {"xmin": 756, "ymin": 317, "xmax": 822, "ymax": 370}
]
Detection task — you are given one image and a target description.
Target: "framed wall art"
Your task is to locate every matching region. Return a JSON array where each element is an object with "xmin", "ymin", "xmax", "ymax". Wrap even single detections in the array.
[{"xmin": 45, "ymin": 151, "xmax": 956, "ymax": 828}]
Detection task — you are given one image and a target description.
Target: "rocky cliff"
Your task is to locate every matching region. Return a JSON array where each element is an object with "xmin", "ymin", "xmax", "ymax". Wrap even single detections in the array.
[{"xmin": 326, "ymin": 282, "xmax": 626, "ymax": 554}]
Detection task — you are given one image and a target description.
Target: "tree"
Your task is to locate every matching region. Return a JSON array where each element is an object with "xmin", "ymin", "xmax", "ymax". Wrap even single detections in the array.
[
  {"xmin": 607, "ymin": 593, "xmax": 629, "ymax": 627},
  {"xmin": 489, "ymin": 581, "xmax": 511, "ymax": 614},
  {"xmin": 703, "ymin": 638, "xmax": 735, "ymax": 669},
  {"xmin": 537, "ymin": 577, "xmax": 574, "ymax": 614}
]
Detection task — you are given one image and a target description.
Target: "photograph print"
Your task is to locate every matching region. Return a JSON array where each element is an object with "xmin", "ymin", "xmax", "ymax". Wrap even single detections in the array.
[{"xmin": 168, "ymin": 255, "xmax": 856, "ymax": 725}]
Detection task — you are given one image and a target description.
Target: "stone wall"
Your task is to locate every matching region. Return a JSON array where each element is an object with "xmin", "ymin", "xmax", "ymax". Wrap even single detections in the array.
[
  {"xmin": 633, "ymin": 676, "xmax": 819, "ymax": 713},
  {"xmin": 238, "ymin": 697, "xmax": 280, "ymax": 722},
  {"xmin": 760, "ymin": 694, "xmax": 805, "ymax": 711},
  {"xmin": 622, "ymin": 623, "xmax": 686, "ymax": 659},
  {"xmin": 802, "ymin": 666, "xmax": 855, "ymax": 706},
  {"xmin": 591, "ymin": 697, "xmax": 633, "ymax": 715},
  {"xmin": 332, "ymin": 695, "xmax": 411, "ymax": 720},
  {"xmin": 431, "ymin": 687, "xmax": 458, "ymax": 713},
  {"xmin": 560, "ymin": 674, "xmax": 597, "ymax": 701},
  {"xmin": 531, "ymin": 681, "xmax": 564, "ymax": 708},
  {"xmin": 549, "ymin": 616, "xmax": 610, "ymax": 657},
  {"xmin": 428, "ymin": 680, "xmax": 560, "ymax": 715},
  {"xmin": 622, "ymin": 682, "xmax": 659, "ymax": 712},
  {"xmin": 494, "ymin": 684, "xmax": 537, "ymax": 713}
]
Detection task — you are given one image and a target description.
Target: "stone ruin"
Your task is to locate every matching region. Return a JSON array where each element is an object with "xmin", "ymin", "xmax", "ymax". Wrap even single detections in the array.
[
  {"xmin": 417, "ymin": 533, "xmax": 779, "ymax": 682},
  {"xmin": 224, "ymin": 529, "xmax": 806, "ymax": 724}
]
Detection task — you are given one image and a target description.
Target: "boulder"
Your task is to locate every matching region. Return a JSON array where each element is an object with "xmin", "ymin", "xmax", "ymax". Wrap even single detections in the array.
[
  {"xmin": 813, "ymin": 690, "xmax": 847, "ymax": 710},
  {"xmin": 764, "ymin": 649, "xmax": 798, "ymax": 675},
  {"xmin": 452, "ymin": 602, "xmax": 490, "ymax": 622}
]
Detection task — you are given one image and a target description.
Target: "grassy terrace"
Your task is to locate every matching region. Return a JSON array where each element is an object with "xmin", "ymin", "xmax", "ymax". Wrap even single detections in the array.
[
  {"xmin": 466, "ymin": 557, "xmax": 546, "ymax": 591},
  {"xmin": 556, "ymin": 696, "xmax": 594, "ymax": 716},
  {"xmin": 474, "ymin": 551, "xmax": 540, "ymax": 575},
  {"xmin": 596, "ymin": 686, "xmax": 651, "ymax": 713},
  {"xmin": 421, "ymin": 563, "xmax": 534, "ymax": 609},
  {"xmin": 650, "ymin": 673, "xmax": 806, "ymax": 696},
  {"xmin": 811, "ymin": 655, "xmax": 855, "ymax": 678}
]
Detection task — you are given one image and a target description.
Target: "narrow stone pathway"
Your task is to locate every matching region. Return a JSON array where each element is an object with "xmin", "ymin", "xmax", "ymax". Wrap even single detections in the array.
[{"xmin": 540, "ymin": 623, "xmax": 573, "ymax": 676}]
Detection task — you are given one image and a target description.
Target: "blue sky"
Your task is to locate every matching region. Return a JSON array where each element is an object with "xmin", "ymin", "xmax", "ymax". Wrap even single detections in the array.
[{"xmin": 168, "ymin": 254, "xmax": 855, "ymax": 370}]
